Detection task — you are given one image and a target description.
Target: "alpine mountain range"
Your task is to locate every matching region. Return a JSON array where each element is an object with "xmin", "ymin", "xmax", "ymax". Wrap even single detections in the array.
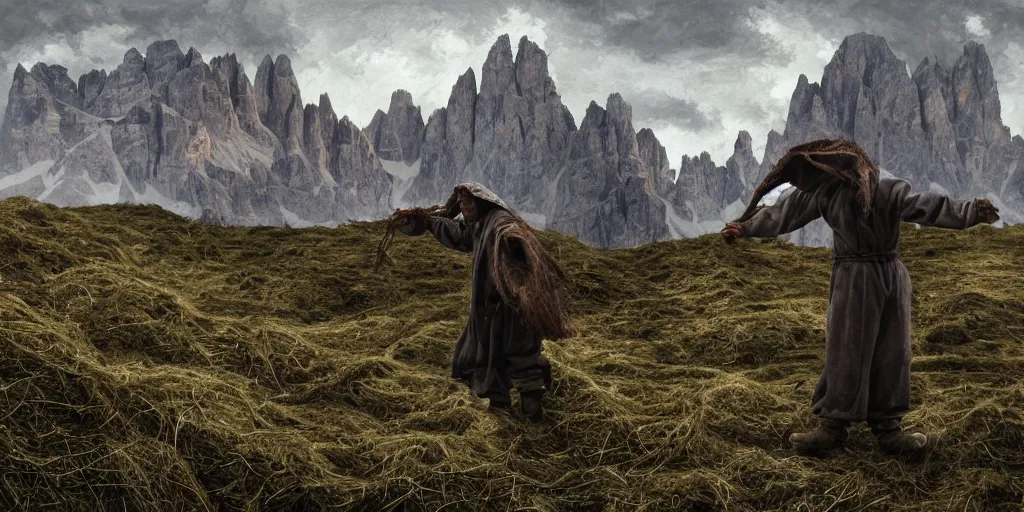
[{"xmin": 0, "ymin": 33, "xmax": 1020, "ymax": 249}]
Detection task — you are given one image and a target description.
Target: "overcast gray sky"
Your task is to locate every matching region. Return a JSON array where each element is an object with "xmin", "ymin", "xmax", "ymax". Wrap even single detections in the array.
[{"xmin": 2, "ymin": 0, "xmax": 1023, "ymax": 169}]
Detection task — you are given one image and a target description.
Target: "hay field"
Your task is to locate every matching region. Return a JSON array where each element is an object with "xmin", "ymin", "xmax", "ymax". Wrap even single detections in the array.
[{"xmin": 0, "ymin": 197, "xmax": 1021, "ymax": 511}]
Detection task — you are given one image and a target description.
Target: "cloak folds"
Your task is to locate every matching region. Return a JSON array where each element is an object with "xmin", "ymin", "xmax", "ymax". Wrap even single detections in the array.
[
  {"xmin": 736, "ymin": 141, "xmax": 986, "ymax": 423},
  {"xmin": 416, "ymin": 182, "xmax": 573, "ymax": 399}
]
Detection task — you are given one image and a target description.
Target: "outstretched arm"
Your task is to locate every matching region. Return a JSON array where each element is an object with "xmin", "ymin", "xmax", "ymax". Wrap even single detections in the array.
[
  {"xmin": 738, "ymin": 186, "xmax": 823, "ymax": 239},
  {"xmin": 893, "ymin": 180, "xmax": 998, "ymax": 229},
  {"xmin": 427, "ymin": 216, "xmax": 474, "ymax": 253}
]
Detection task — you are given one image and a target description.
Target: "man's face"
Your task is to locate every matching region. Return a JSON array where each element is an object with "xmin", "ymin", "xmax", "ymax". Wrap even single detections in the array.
[{"xmin": 458, "ymin": 192, "xmax": 478, "ymax": 221}]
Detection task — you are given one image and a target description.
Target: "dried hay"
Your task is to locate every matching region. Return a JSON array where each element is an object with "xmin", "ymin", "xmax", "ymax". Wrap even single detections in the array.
[{"xmin": 0, "ymin": 196, "xmax": 1021, "ymax": 511}]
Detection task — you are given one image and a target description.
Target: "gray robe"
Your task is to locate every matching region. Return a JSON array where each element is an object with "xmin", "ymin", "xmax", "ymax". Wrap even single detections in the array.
[
  {"xmin": 741, "ymin": 178, "xmax": 984, "ymax": 423},
  {"xmin": 423, "ymin": 207, "xmax": 552, "ymax": 403}
]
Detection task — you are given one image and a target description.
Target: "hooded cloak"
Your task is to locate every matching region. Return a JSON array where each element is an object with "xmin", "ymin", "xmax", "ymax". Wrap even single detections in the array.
[
  {"xmin": 735, "ymin": 142, "xmax": 989, "ymax": 427},
  {"xmin": 413, "ymin": 182, "xmax": 573, "ymax": 400}
]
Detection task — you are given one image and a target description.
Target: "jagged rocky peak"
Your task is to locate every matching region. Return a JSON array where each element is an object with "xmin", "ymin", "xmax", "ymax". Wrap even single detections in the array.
[
  {"xmin": 253, "ymin": 54, "xmax": 275, "ymax": 121},
  {"xmin": 514, "ymin": 35, "xmax": 556, "ymax": 102},
  {"xmin": 606, "ymin": 92, "xmax": 631, "ymax": 121},
  {"xmin": 161, "ymin": 42, "xmax": 237, "ymax": 132},
  {"xmin": 784, "ymin": 73, "xmax": 827, "ymax": 140},
  {"xmin": 363, "ymin": 89, "xmax": 425, "ymax": 164},
  {"xmin": 636, "ymin": 127, "xmax": 674, "ymax": 197},
  {"xmin": 821, "ymin": 32, "xmax": 921, "ymax": 136},
  {"xmin": 726, "ymin": 130, "xmax": 757, "ymax": 193},
  {"xmin": 254, "ymin": 53, "xmax": 304, "ymax": 144},
  {"xmin": 184, "ymin": 47, "xmax": 205, "ymax": 67},
  {"xmin": 479, "ymin": 34, "xmax": 516, "ymax": 98},
  {"xmin": 122, "ymin": 47, "xmax": 146, "ymax": 67},
  {"xmin": 402, "ymin": 66, "xmax": 477, "ymax": 207},
  {"xmin": 548, "ymin": 92, "xmax": 668, "ymax": 248},
  {"xmin": 951, "ymin": 41, "xmax": 1003, "ymax": 139},
  {"xmin": 318, "ymin": 93, "xmax": 335, "ymax": 118},
  {"xmin": 732, "ymin": 130, "xmax": 753, "ymax": 154},
  {"xmin": 316, "ymin": 93, "xmax": 338, "ymax": 148},
  {"xmin": 832, "ymin": 32, "xmax": 901, "ymax": 68},
  {"xmin": 727, "ymin": 130, "xmax": 757, "ymax": 166},
  {"xmin": 273, "ymin": 54, "xmax": 295, "ymax": 79},
  {"xmin": 588, "ymin": 93, "xmax": 641, "ymax": 166},
  {"xmin": 912, "ymin": 56, "xmax": 948, "ymax": 106},
  {"xmin": 208, "ymin": 51, "xmax": 274, "ymax": 144},
  {"xmin": 145, "ymin": 39, "xmax": 185, "ymax": 89},
  {"xmin": 77, "ymin": 69, "xmax": 107, "ymax": 110},
  {"xmin": 87, "ymin": 47, "xmax": 151, "ymax": 118},
  {"xmin": 301, "ymin": 103, "xmax": 329, "ymax": 172},
  {"xmin": 388, "ymin": 89, "xmax": 416, "ymax": 110},
  {"xmin": 673, "ymin": 148, "xmax": 744, "ymax": 222},
  {"xmin": 0, "ymin": 64, "xmax": 65, "ymax": 172},
  {"xmin": 209, "ymin": 53, "xmax": 240, "ymax": 97},
  {"xmin": 753, "ymin": 128, "xmax": 787, "ymax": 188},
  {"xmin": 29, "ymin": 63, "xmax": 81, "ymax": 108}
]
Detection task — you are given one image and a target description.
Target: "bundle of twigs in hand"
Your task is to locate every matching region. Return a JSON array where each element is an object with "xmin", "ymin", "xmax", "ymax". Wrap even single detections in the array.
[
  {"xmin": 373, "ymin": 205, "xmax": 448, "ymax": 271},
  {"xmin": 490, "ymin": 217, "xmax": 575, "ymax": 340}
]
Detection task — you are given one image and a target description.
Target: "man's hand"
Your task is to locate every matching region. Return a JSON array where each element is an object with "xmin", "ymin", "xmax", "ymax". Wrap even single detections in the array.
[
  {"xmin": 976, "ymin": 198, "xmax": 1000, "ymax": 224},
  {"xmin": 721, "ymin": 222, "xmax": 744, "ymax": 244},
  {"xmin": 394, "ymin": 208, "xmax": 430, "ymax": 236}
]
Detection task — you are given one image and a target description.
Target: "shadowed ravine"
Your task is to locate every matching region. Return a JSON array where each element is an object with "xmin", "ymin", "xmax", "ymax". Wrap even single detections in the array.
[{"xmin": 0, "ymin": 197, "xmax": 1022, "ymax": 511}]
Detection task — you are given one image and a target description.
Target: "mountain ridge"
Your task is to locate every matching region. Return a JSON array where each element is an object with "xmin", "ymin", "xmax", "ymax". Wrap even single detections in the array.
[{"xmin": 0, "ymin": 32, "xmax": 1019, "ymax": 249}]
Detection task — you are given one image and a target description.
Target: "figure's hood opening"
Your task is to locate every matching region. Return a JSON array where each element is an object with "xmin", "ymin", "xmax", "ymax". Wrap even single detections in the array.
[{"xmin": 443, "ymin": 182, "xmax": 516, "ymax": 219}]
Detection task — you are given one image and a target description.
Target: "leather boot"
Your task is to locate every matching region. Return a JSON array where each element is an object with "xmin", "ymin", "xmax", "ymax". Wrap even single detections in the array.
[
  {"xmin": 871, "ymin": 419, "xmax": 928, "ymax": 458},
  {"xmin": 789, "ymin": 418, "xmax": 850, "ymax": 457},
  {"xmin": 486, "ymin": 392, "xmax": 512, "ymax": 416},
  {"xmin": 520, "ymin": 390, "xmax": 545, "ymax": 423}
]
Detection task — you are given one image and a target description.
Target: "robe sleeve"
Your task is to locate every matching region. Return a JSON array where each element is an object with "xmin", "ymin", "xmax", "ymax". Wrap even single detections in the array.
[
  {"xmin": 740, "ymin": 186, "xmax": 823, "ymax": 238},
  {"xmin": 427, "ymin": 217, "xmax": 474, "ymax": 253},
  {"xmin": 892, "ymin": 179, "xmax": 980, "ymax": 229}
]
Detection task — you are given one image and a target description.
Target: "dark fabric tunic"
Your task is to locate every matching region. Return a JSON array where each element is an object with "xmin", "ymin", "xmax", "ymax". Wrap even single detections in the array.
[{"xmin": 741, "ymin": 178, "xmax": 984, "ymax": 421}]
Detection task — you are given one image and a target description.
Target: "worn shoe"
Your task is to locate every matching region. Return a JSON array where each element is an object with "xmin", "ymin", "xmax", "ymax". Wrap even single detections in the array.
[
  {"xmin": 870, "ymin": 419, "xmax": 928, "ymax": 459},
  {"xmin": 789, "ymin": 419, "xmax": 850, "ymax": 457},
  {"xmin": 520, "ymin": 391, "xmax": 545, "ymax": 423},
  {"xmin": 876, "ymin": 430, "xmax": 928, "ymax": 458},
  {"xmin": 487, "ymin": 398, "xmax": 512, "ymax": 415}
]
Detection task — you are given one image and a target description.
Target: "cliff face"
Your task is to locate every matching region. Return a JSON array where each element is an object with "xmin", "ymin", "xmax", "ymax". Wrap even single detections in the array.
[
  {"xmin": 546, "ymin": 95, "xmax": 668, "ymax": 248},
  {"xmin": 403, "ymin": 36, "xmax": 575, "ymax": 218},
  {"xmin": 0, "ymin": 41, "xmax": 393, "ymax": 227}
]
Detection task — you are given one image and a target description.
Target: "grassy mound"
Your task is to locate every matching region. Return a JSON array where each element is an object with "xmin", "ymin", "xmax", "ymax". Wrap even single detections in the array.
[{"xmin": 0, "ymin": 196, "xmax": 1022, "ymax": 511}]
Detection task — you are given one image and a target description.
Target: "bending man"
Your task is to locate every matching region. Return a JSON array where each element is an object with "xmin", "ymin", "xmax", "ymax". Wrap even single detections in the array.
[
  {"xmin": 721, "ymin": 139, "xmax": 1000, "ymax": 458},
  {"xmin": 401, "ymin": 182, "xmax": 574, "ymax": 422}
]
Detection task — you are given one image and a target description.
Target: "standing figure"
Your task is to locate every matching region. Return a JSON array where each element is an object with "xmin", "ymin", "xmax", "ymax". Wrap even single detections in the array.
[
  {"xmin": 721, "ymin": 139, "xmax": 1000, "ymax": 458},
  {"xmin": 399, "ymin": 182, "xmax": 574, "ymax": 421}
]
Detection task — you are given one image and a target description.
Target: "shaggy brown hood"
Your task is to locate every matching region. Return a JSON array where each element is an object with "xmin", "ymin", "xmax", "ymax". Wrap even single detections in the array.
[{"xmin": 734, "ymin": 139, "xmax": 880, "ymax": 223}]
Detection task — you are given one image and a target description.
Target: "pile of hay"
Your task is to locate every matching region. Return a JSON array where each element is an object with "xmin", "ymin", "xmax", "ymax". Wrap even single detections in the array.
[{"xmin": 0, "ymin": 196, "xmax": 1021, "ymax": 511}]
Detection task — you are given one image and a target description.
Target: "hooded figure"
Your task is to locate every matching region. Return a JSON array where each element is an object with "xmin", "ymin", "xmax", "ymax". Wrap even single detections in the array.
[
  {"xmin": 400, "ymin": 182, "xmax": 574, "ymax": 421},
  {"xmin": 721, "ymin": 139, "xmax": 1000, "ymax": 458}
]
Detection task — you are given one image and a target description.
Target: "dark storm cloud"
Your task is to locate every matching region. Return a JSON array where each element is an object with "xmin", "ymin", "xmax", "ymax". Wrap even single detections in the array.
[
  {"xmin": 118, "ymin": 0, "xmax": 307, "ymax": 57},
  {"xmin": 795, "ymin": 0, "xmax": 1024, "ymax": 65},
  {"xmin": 537, "ymin": 0, "xmax": 789, "ymax": 64},
  {"xmin": 629, "ymin": 89, "xmax": 723, "ymax": 132},
  {"xmin": 294, "ymin": 0, "xmax": 512, "ymax": 47},
  {"xmin": 0, "ymin": 0, "xmax": 309, "ymax": 64},
  {"xmin": 737, "ymin": 100, "xmax": 776, "ymax": 126}
]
